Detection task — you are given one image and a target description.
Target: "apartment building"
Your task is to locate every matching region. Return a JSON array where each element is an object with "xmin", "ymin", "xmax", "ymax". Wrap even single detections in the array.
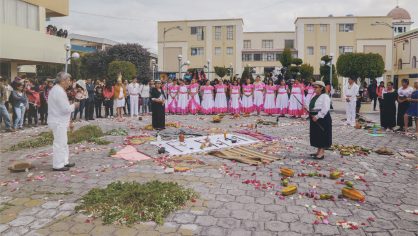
[
  {"xmin": 393, "ymin": 28, "xmax": 418, "ymax": 87},
  {"xmin": 242, "ymin": 32, "xmax": 296, "ymax": 75},
  {"xmin": 0, "ymin": 0, "xmax": 70, "ymax": 80},
  {"xmin": 69, "ymin": 33, "xmax": 119, "ymax": 53},
  {"xmin": 157, "ymin": 19, "xmax": 243, "ymax": 77},
  {"xmin": 295, "ymin": 16, "xmax": 393, "ymax": 76}
]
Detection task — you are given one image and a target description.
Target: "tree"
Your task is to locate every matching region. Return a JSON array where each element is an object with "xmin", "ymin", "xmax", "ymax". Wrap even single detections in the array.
[
  {"xmin": 214, "ymin": 66, "xmax": 228, "ymax": 78},
  {"xmin": 240, "ymin": 66, "xmax": 254, "ymax": 84},
  {"xmin": 80, "ymin": 51, "xmax": 109, "ymax": 79},
  {"xmin": 292, "ymin": 58, "xmax": 303, "ymax": 66},
  {"xmin": 106, "ymin": 44, "xmax": 151, "ymax": 80},
  {"xmin": 299, "ymin": 64, "xmax": 314, "ymax": 82},
  {"xmin": 280, "ymin": 48, "xmax": 293, "ymax": 68},
  {"xmin": 320, "ymin": 55, "xmax": 338, "ymax": 88},
  {"xmin": 336, "ymin": 53, "xmax": 385, "ymax": 84},
  {"xmin": 107, "ymin": 60, "xmax": 137, "ymax": 82}
]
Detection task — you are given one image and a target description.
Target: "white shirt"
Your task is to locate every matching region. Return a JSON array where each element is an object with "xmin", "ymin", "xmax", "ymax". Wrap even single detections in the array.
[
  {"xmin": 305, "ymin": 93, "xmax": 330, "ymax": 119},
  {"xmin": 343, "ymin": 82, "xmax": 359, "ymax": 102},
  {"xmin": 139, "ymin": 84, "xmax": 150, "ymax": 98},
  {"xmin": 398, "ymin": 86, "xmax": 414, "ymax": 98},
  {"xmin": 48, "ymin": 85, "xmax": 75, "ymax": 124},
  {"xmin": 127, "ymin": 82, "xmax": 140, "ymax": 96}
]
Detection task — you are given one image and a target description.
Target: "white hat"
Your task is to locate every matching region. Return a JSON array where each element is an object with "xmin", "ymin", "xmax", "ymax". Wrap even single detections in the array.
[
  {"xmin": 76, "ymin": 80, "xmax": 86, "ymax": 91},
  {"xmin": 313, "ymin": 81, "xmax": 326, "ymax": 87}
]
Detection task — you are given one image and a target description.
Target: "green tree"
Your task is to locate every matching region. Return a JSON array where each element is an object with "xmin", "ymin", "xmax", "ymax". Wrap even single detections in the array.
[
  {"xmin": 320, "ymin": 55, "xmax": 338, "ymax": 88},
  {"xmin": 336, "ymin": 53, "xmax": 384, "ymax": 84},
  {"xmin": 107, "ymin": 44, "xmax": 151, "ymax": 79},
  {"xmin": 240, "ymin": 66, "xmax": 254, "ymax": 84},
  {"xmin": 214, "ymin": 66, "xmax": 228, "ymax": 78},
  {"xmin": 299, "ymin": 64, "xmax": 314, "ymax": 82},
  {"xmin": 107, "ymin": 60, "xmax": 137, "ymax": 82},
  {"xmin": 80, "ymin": 51, "xmax": 109, "ymax": 79},
  {"xmin": 280, "ymin": 48, "xmax": 293, "ymax": 68},
  {"xmin": 292, "ymin": 58, "xmax": 303, "ymax": 66}
]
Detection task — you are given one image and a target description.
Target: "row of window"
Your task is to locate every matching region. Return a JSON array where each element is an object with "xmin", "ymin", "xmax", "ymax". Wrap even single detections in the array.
[
  {"xmin": 0, "ymin": 0, "xmax": 39, "ymax": 31},
  {"xmin": 243, "ymin": 40, "xmax": 294, "ymax": 49},
  {"xmin": 306, "ymin": 46, "xmax": 353, "ymax": 56},
  {"xmin": 190, "ymin": 25, "xmax": 234, "ymax": 41},
  {"xmin": 398, "ymin": 57, "xmax": 417, "ymax": 69},
  {"xmin": 191, "ymin": 47, "xmax": 234, "ymax": 56},
  {"xmin": 305, "ymin": 23, "xmax": 354, "ymax": 32},
  {"xmin": 242, "ymin": 53, "xmax": 281, "ymax": 62}
]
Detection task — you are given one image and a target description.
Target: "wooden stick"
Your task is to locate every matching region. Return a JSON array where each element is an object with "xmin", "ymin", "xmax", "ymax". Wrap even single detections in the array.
[{"xmin": 236, "ymin": 147, "xmax": 279, "ymax": 161}]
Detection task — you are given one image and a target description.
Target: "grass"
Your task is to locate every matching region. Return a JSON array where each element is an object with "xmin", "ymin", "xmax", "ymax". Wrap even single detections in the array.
[
  {"xmin": 0, "ymin": 202, "xmax": 15, "ymax": 213},
  {"xmin": 75, "ymin": 181, "xmax": 198, "ymax": 225},
  {"xmin": 7, "ymin": 125, "xmax": 110, "ymax": 151},
  {"xmin": 105, "ymin": 128, "xmax": 128, "ymax": 136}
]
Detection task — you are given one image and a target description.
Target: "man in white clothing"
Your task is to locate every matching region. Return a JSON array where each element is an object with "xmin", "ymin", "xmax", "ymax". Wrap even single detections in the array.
[
  {"xmin": 343, "ymin": 78, "xmax": 359, "ymax": 126},
  {"xmin": 48, "ymin": 72, "xmax": 79, "ymax": 171},
  {"xmin": 127, "ymin": 77, "xmax": 140, "ymax": 117}
]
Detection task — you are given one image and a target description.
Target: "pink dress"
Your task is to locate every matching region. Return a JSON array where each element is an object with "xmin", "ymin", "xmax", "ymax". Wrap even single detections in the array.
[
  {"xmin": 214, "ymin": 84, "xmax": 228, "ymax": 113},
  {"xmin": 264, "ymin": 85, "xmax": 277, "ymax": 114},
  {"xmin": 241, "ymin": 84, "xmax": 254, "ymax": 113},
  {"xmin": 253, "ymin": 82, "xmax": 265, "ymax": 112},
  {"xmin": 305, "ymin": 85, "xmax": 315, "ymax": 107},
  {"xmin": 167, "ymin": 84, "xmax": 178, "ymax": 113},
  {"xmin": 288, "ymin": 83, "xmax": 305, "ymax": 117},
  {"xmin": 229, "ymin": 85, "xmax": 241, "ymax": 114},
  {"xmin": 200, "ymin": 85, "xmax": 214, "ymax": 114},
  {"xmin": 177, "ymin": 85, "xmax": 189, "ymax": 114},
  {"xmin": 276, "ymin": 85, "xmax": 289, "ymax": 115},
  {"xmin": 188, "ymin": 83, "xmax": 201, "ymax": 114}
]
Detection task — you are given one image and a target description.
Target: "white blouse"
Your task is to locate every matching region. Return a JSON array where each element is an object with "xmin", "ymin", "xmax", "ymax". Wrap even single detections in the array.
[
  {"xmin": 305, "ymin": 94, "xmax": 330, "ymax": 119},
  {"xmin": 398, "ymin": 86, "xmax": 413, "ymax": 98}
]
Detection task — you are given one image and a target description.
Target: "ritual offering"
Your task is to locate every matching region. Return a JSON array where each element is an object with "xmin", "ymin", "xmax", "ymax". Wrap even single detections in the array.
[
  {"xmin": 330, "ymin": 170, "xmax": 343, "ymax": 179},
  {"xmin": 282, "ymin": 185, "xmax": 297, "ymax": 196},
  {"xmin": 179, "ymin": 132, "xmax": 185, "ymax": 143},
  {"xmin": 375, "ymin": 147, "xmax": 394, "ymax": 155},
  {"xmin": 280, "ymin": 168, "xmax": 295, "ymax": 177},
  {"xmin": 341, "ymin": 187, "xmax": 365, "ymax": 202},
  {"xmin": 124, "ymin": 135, "xmax": 155, "ymax": 145},
  {"xmin": 212, "ymin": 115, "xmax": 222, "ymax": 123},
  {"xmin": 330, "ymin": 144, "xmax": 371, "ymax": 156},
  {"xmin": 144, "ymin": 124, "xmax": 153, "ymax": 131},
  {"xmin": 8, "ymin": 161, "xmax": 33, "ymax": 172},
  {"xmin": 281, "ymin": 178, "xmax": 289, "ymax": 187},
  {"xmin": 319, "ymin": 194, "xmax": 334, "ymax": 200}
]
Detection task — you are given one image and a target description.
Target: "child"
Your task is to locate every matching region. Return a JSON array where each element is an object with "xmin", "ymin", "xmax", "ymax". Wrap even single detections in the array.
[
  {"xmin": 241, "ymin": 79, "xmax": 254, "ymax": 114},
  {"xmin": 167, "ymin": 79, "xmax": 179, "ymax": 114},
  {"xmin": 188, "ymin": 79, "xmax": 200, "ymax": 114},
  {"xmin": 229, "ymin": 80, "xmax": 241, "ymax": 114},
  {"xmin": 276, "ymin": 79, "xmax": 289, "ymax": 116},
  {"xmin": 264, "ymin": 79, "xmax": 277, "ymax": 115},
  {"xmin": 176, "ymin": 80, "xmax": 189, "ymax": 114},
  {"xmin": 253, "ymin": 76, "xmax": 265, "ymax": 115},
  {"xmin": 200, "ymin": 80, "xmax": 214, "ymax": 114},
  {"xmin": 214, "ymin": 80, "xmax": 228, "ymax": 113},
  {"xmin": 288, "ymin": 78, "xmax": 304, "ymax": 118}
]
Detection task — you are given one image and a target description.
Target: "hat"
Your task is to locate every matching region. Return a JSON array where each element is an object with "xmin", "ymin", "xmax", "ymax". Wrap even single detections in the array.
[
  {"xmin": 76, "ymin": 80, "xmax": 86, "ymax": 91},
  {"xmin": 154, "ymin": 80, "xmax": 162, "ymax": 84},
  {"xmin": 313, "ymin": 81, "xmax": 326, "ymax": 88}
]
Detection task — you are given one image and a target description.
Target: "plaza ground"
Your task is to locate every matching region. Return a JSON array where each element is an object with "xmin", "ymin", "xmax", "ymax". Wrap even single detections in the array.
[{"xmin": 0, "ymin": 100, "xmax": 417, "ymax": 236}]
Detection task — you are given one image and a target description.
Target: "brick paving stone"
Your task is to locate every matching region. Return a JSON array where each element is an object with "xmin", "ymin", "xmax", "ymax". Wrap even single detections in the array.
[
  {"xmin": 389, "ymin": 230, "xmax": 417, "ymax": 236},
  {"xmin": 36, "ymin": 209, "xmax": 58, "ymax": 218},
  {"xmin": 30, "ymin": 218, "xmax": 52, "ymax": 230},
  {"xmin": 231, "ymin": 210, "xmax": 252, "ymax": 220},
  {"xmin": 41, "ymin": 201, "xmax": 61, "ymax": 209},
  {"xmin": 113, "ymin": 227, "xmax": 137, "ymax": 236},
  {"xmin": 2, "ymin": 226, "xmax": 30, "ymax": 236},
  {"xmin": 253, "ymin": 211, "xmax": 275, "ymax": 221},
  {"xmin": 68, "ymin": 223, "xmax": 95, "ymax": 234},
  {"xmin": 236, "ymin": 196, "xmax": 254, "ymax": 204},
  {"xmin": 89, "ymin": 225, "xmax": 116, "ymax": 236},
  {"xmin": 216, "ymin": 218, "xmax": 240, "ymax": 229},
  {"xmin": 230, "ymin": 229, "xmax": 251, "ymax": 236},
  {"xmin": 201, "ymin": 226, "xmax": 225, "ymax": 236},
  {"xmin": 9, "ymin": 216, "xmax": 35, "ymax": 227},
  {"xmin": 289, "ymin": 222, "xmax": 314, "ymax": 234},
  {"xmin": 314, "ymin": 224, "xmax": 340, "ymax": 235},
  {"xmin": 58, "ymin": 203, "xmax": 77, "ymax": 211},
  {"xmin": 253, "ymin": 231, "xmax": 274, "ymax": 236},
  {"xmin": 0, "ymin": 224, "xmax": 10, "ymax": 233},
  {"xmin": 276, "ymin": 212, "xmax": 299, "ymax": 223},
  {"xmin": 173, "ymin": 213, "xmax": 196, "ymax": 224},
  {"xmin": 255, "ymin": 196, "xmax": 274, "ymax": 205},
  {"xmin": 195, "ymin": 216, "xmax": 218, "ymax": 226},
  {"xmin": 265, "ymin": 221, "xmax": 289, "ymax": 232}
]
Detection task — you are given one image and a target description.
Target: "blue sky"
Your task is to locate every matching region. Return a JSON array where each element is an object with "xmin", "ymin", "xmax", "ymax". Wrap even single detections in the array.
[{"xmin": 51, "ymin": 0, "xmax": 417, "ymax": 53}]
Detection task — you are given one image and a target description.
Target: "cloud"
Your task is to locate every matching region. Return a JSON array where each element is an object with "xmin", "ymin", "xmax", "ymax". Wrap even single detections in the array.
[{"xmin": 51, "ymin": 0, "xmax": 417, "ymax": 53}]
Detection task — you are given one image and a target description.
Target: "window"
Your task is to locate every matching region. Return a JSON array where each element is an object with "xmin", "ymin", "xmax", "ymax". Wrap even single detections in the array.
[
  {"xmin": 320, "ymin": 46, "xmax": 327, "ymax": 56},
  {"xmin": 242, "ymin": 53, "xmax": 253, "ymax": 61},
  {"xmin": 1, "ymin": 0, "xmax": 39, "ymax": 30},
  {"xmin": 339, "ymin": 46, "xmax": 353, "ymax": 54},
  {"xmin": 307, "ymin": 47, "xmax": 314, "ymax": 55},
  {"xmin": 215, "ymin": 26, "xmax": 221, "ymax": 40},
  {"xmin": 214, "ymin": 47, "xmax": 221, "ymax": 55},
  {"xmin": 244, "ymin": 40, "xmax": 251, "ymax": 49},
  {"xmin": 262, "ymin": 40, "xmax": 273, "ymax": 49},
  {"xmin": 226, "ymin": 47, "xmax": 233, "ymax": 55},
  {"xmin": 227, "ymin": 25, "xmax": 234, "ymax": 40},
  {"xmin": 191, "ymin": 26, "xmax": 204, "ymax": 40},
  {"xmin": 398, "ymin": 59, "xmax": 402, "ymax": 69},
  {"xmin": 254, "ymin": 54, "xmax": 262, "ymax": 61},
  {"xmin": 339, "ymin": 24, "xmax": 354, "ymax": 32},
  {"xmin": 397, "ymin": 27, "xmax": 403, "ymax": 33},
  {"xmin": 191, "ymin": 47, "xmax": 204, "ymax": 56},
  {"xmin": 306, "ymin": 24, "xmax": 314, "ymax": 32},
  {"xmin": 320, "ymin": 24, "xmax": 328, "ymax": 32},
  {"xmin": 412, "ymin": 56, "xmax": 417, "ymax": 69},
  {"xmin": 191, "ymin": 27, "xmax": 197, "ymax": 34},
  {"xmin": 266, "ymin": 53, "xmax": 274, "ymax": 61},
  {"xmin": 276, "ymin": 53, "xmax": 282, "ymax": 61},
  {"xmin": 284, "ymin": 40, "xmax": 294, "ymax": 49}
]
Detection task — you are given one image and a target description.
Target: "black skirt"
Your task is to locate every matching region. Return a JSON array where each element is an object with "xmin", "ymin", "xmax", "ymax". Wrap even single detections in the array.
[
  {"xmin": 310, "ymin": 112, "xmax": 332, "ymax": 148},
  {"xmin": 151, "ymin": 102, "xmax": 165, "ymax": 129}
]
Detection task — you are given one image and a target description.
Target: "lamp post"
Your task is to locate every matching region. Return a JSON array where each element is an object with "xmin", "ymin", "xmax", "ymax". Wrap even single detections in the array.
[
  {"xmin": 64, "ymin": 43, "xmax": 80, "ymax": 73},
  {"xmin": 371, "ymin": 21, "xmax": 395, "ymax": 83},
  {"xmin": 151, "ymin": 59, "xmax": 156, "ymax": 80},
  {"xmin": 207, "ymin": 60, "xmax": 210, "ymax": 81},
  {"xmin": 177, "ymin": 55, "xmax": 190, "ymax": 79},
  {"xmin": 163, "ymin": 26, "xmax": 182, "ymax": 71}
]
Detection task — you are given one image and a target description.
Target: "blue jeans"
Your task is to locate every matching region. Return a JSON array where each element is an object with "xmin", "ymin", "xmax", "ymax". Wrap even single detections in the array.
[
  {"xmin": 14, "ymin": 106, "xmax": 26, "ymax": 129},
  {"xmin": 0, "ymin": 104, "xmax": 11, "ymax": 129},
  {"xmin": 142, "ymin": 97, "xmax": 149, "ymax": 114}
]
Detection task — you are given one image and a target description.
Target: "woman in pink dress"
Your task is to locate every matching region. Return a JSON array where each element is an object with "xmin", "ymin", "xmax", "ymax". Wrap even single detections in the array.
[
  {"xmin": 229, "ymin": 80, "xmax": 241, "ymax": 114},
  {"xmin": 166, "ymin": 79, "xmax": 178, "ymax": 114},
  {"xmin": 200, "ymin": 80, "xmax": 214, "ymax": 114},
  {"xmin": 241, "ymin": 79, "xmax": 254, "ymax": 114},
  {"xmin": 264, "ymin": 79, "xmax": 277, "ymax": 115},
  {"xmin": 176, "ymin": 80, "xmax": 189, "ymax": 114},
  {"xmin": 253, "ymin": 76, "xmax": 265, "ymax": 115},
  {"xmin": 188, "ymin": 79, "xmax": 201, "ymax": 114},
  {"xmin": 304, "ymin": 79, "xmax": 315, "ymax": 108},
  {"xmin": 288, "ymin": 79, "xmax": 305, "ymax": 118},
  {"xmin": 214, "ymin": 80, "xmax": 228, "ymax": 113},
  {"xmin": 276, "ymin": 79, "xmax": 289, "ymax": 116}
]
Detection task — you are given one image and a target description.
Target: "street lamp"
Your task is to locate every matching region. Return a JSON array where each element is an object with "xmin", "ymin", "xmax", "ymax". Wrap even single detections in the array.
[
  {"xmin": 371, "ymin": 21, "xmax": 395, "ymax": 83},
  {"xmin": 204, "ymin": 59, "xmax": 210, "ymax": 80},
  {"xmin": 64, "ymin": 43, "xmax": 80, "ymax": 73},
  {"xmin": 320, "ymin": 53, "xmax": 334, "ymax": 84},
  {"xmin": 151, "ymin": 59, "xmax": 156, "ymax": 80},
  {"xmin": 177, "ymin": 55, "xmax": 190, "ymax": 79}
]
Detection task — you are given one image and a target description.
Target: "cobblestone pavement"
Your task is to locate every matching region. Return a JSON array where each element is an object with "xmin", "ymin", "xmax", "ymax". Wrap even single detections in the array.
[{"xmin": 0, "ymin": 105, "xmax": 417, "ymax": 236}]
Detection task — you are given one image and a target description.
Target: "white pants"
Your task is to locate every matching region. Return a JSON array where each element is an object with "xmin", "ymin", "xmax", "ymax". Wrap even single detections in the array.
[
  {"xmin": 130, "ymin": 95, "xmax": 139, "ymax": 116},
  {"xmin": 345, "ymin": 101, "xmax": 356, "ymax": 126},
  {"xmin": 49, "ymin": 122, "xmax": 69, "ymax": 169}
]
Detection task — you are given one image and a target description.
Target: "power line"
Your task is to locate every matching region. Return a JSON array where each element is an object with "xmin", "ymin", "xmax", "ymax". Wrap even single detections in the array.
[{"xmin": 70, "ymin": 10, "xmax": 152, "ymax": 22}]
